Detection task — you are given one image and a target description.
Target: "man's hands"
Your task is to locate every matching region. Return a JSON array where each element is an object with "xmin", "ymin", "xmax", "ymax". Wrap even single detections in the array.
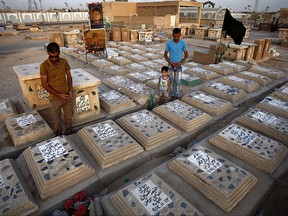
[
  {"xmin": 58, "ymin": 91, "xmax": 72, "ymax": 100},
  {"xmin": 170, "ymin": 62, "xmax": 182, "ymax": 68}
]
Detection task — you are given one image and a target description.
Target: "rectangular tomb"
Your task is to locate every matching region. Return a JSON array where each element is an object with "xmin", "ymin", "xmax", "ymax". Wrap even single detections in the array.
[
  {"xmin": 236, "ymin": 71, "xmax": 272, "ymax": 86},
  {"xmin": 104, "ymin": 65, "xmax": 131, "ymax": 75},
  {"xmin": 0, "ymin": 159, "xmax": 38, "ymax": 216},
  {"xmin": 249, "ymin": 66, "xmax": 285, "ymax": 80},
  {"xmin": 23, "ymin": 136, "xmax": 95, "ymax": 199},
  {"xmin": 13, "ymin": 62, "xmax": 50, "ymax": 109},
  {"xmin": 209, "ymin": 123, "xmax": 288, "ymax": 173},
  {"xmin": 237, "ymin": 108, "xmax": 288, "ymax": 145},
  {"xmin": 102, "ymin": 75, "xmax": 136, "ymax": 91},
  {"xmin": 203, "ymin": 64, "xmax": 234, "ymax": 75},
  {"xmin": 153, "ymin": 100, "xmax": 213, "ymax": 132},
  {"xmin": 125, "ymin": 72, "xmax": 154, "ymax": 83},
  {"xmin": 0, "ymin": 99, "xmax": 16, "ymax": 122},
  {"xmin": 256, "ymin": 96, "xmax": 288, "ymax": 119},
  {"xmin": 110, "ymin": 172, "xmax": 203, "ymax": 216},
  {"xmin": 181, "ymin": 73, "xmax": 204, "ymax": 87},
  {"xmin": 120, "ymin": 83, "xmax": 155, "ymax": 105},
  {"xmin": 218, "ymin": 61, "xmax": 247, "ymax": 72},
  {"xmin": 219, "ymin": 75, "xmax": 261, "ymax": 93},
  {"xmin": 77, "ymin": 120, "xmax": 144, "ymax": 169},
  {"xmin": 116, "ymin": 110, "xmax": 181, "ymax": 150},
  {"xmin": 201, "ymin": 82, "xmax": 247, "ymax": 104},
  {"xmin": 272, "ymin": 85, "xmax": 288, "ymax": 101},
  {"xmin": 181, "ymin": 91, "xmax": 233, "ymax": 116},
  {"xmin": 168, "ymin": 146, "xmax": 258, "ymax": 213},
  {"xmin": 5, "ymin": 111, "xmax": 54, "ymax": 147},
  {"xmin": 185, "ymin": 67, "xmax": 220, "ymax": 80},
  {"xmin": 71, "ymin": 69, "xmax": 101, "ymax": 124},
  {"xmin": 99, "ymin": 90, "xmax": 136, "ymax": 114}
]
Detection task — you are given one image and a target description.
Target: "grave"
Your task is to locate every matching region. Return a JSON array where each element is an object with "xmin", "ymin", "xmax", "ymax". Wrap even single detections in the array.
[
  {"xmin": 181, "ymin": 91, "xmax": 233, "ymax": 116},
  {"xmin": 142, "ymin": 70, "xmax": 161, "ymax": 80},
  {"xmin": 256, "ymin": 96, "xmax": 288, "ymax": 118},
  {"xmin": 13, "ymin": 62, "xmax": 50, "ymax": 110},
  {"xmin": 63, "ymin": 32, "xmax": 78, "ymax": 47},
  {"xmin": 102, "ymin": 75, "xmax": 135, "ymax": 91},
  {"xmin": 181, "ymin": 73, "xmax": 204, "ymax": 87},
  {"xmin": 272, "ymin": 85, "xmax": 288, "ymax": 101},
  {"xmin": 116, "ymin": 50, "xmax": 130, "ymax": 57},
  {"xmin": 201, "ymin": 82, "xmax": 247, "ymax": 104},
  {"xmin": 185, "ymin": 67, "xmax": 219, "ymax": 80},
  {"xmin": 145, "ymin": 78, "xmax": 159, "ymax": 90},
  {"xmin": 218, "ymin": 61, "xmax": 247, "ymax": 72},
  {"xmin": 125, "ymin": 72, "xmax": 153, "ymax": 83},
  {"xmin": 168, "ymin": 146, "xmax": 258, "ymax": 213},
  {"xmin": 249, "ymin": 66, "xmax": 285, "ymax": 80},
  {"xmin": 237, "ymin": 108, "xmax": 288, "ymax": 145},
  {"xmin": 109, "ymin": 172, "xmax": 203, "ymax": 216},
  {"xmin": 219, "ymin": 75, "xmax": 261, "ymax": 93},
  {"xmin": 5, "ymin": 111, "xmax": 54, "ymax": 147},
  {"xmin": 70, "ymin": 69, "xmax": 101, "ymax": 125},
  {"xmin": 0, "ymin": 159, "xmax": 38, "ymax": 215},
  {"xmin": 116, "ymin": 110, "xmax": 181, "ymax": 150},
  {"xmin": 236, "ymin": 71, "xmax": 272, "ymax": 86},
  {"xmin": 91, "ymin": 59, "xmax": 114, "ymax": 69},
  {"xmin": 126, "ymin": 54, "xmax": 149, "ymax": 63},
  {"xmin": 120, "ymin": 83, "xmax": 155, "ymax": 105},
  {"xmin": 23, "ymin": 136, "xmax": 95, "ymax": 199},
  {"xmin": 104, "ymin": 65, "xmax": 131, "ymax": 75},
  {"xmin": 99, "ymin": 90, "xmax": 136, "ymax": 114},
  {"xmin": 142, "ymin": 53, "xmax": 160, "ymax": 60},
  {"xmin": 153, "ymin": 100, "xmax": 213, "ymax": 132},
  {"xmin": 109, "ymin": 56, "xmax": 132, "ymax": 66},
  {"xmin": 0, "ymin": 99, "xmax": 16, "ymax": 122},
  {"xmin": 203, "ymin": 64, "xmax": 234, "ymax": 75},
  {"xmin": 209, "ymin": 123, "xmax": 288, "ymax": 173},
  {"xmin": 185, "ymin": 61, "xmax": 202, "ymax": 68},
  {"xmin": 224, "ymin": 43, "xmax": 248, "ymax": 61},
  {"xmin": 77, "ymin": 120, "xmax": 144, "ymax": 169},
  {"xmin": 126, "ymin": 63, "xmax": 148, "ymax": 72},
  {"xmin": 130, "ymin": 48, "xmax": 146, "ymax": 55},
  {"xmin": 140, "ymin": 61, "xmax": 161, "ymax": 70}
]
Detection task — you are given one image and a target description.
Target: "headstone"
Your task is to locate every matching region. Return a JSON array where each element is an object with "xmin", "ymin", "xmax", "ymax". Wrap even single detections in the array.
[
  {"xmin": 256, "ymin": 96, "xmax": 288, "ymax": 118},
  {"xmin": 0, "ymin": 99, "xmax": 16, "ymax": 122},
  {"xmin": 236, "ymin": 71, "xmax": 272, "ymax": 86},
  {"xmin": 219, "ymin": 75, "xmax": 261, "ymax": 93}
]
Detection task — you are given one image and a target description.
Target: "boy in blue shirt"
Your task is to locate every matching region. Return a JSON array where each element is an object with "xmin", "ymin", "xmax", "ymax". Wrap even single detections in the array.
[{"xmin": 164, "ymin": 28, "xmax": 188, "ymax": 100}]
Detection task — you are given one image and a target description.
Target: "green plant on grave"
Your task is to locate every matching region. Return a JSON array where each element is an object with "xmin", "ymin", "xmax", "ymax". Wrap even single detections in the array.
[{"xmin": 215, "ymin": 31, "xmax": 230, "ymax": 64}]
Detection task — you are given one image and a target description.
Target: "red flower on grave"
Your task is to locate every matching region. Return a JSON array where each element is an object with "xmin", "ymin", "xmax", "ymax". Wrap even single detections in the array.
[
  {"xmin": 73, "ymin": 191, "xmax": 86, "ymax": 203},
  {"xmin": 74, "ymin": 204, "xmax": 88, "ymax": 216},
  {"xmin": 63, "ymin": 199, "xmax": 74, "ymax": 210}
]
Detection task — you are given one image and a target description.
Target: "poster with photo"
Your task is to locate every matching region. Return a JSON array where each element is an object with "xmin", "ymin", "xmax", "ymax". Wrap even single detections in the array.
[
  {"xmin": 84, "ymin": 29, "xmax": 106, "ymax": 52},
  {"xmin": 88, "ymin": 3, "xmax": 104, "ymax": 29}
]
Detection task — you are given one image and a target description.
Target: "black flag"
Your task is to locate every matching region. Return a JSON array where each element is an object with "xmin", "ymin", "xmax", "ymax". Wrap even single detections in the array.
[{"xmin": 222, "ymin": 9, "xmax": 246, "ymax": 45}]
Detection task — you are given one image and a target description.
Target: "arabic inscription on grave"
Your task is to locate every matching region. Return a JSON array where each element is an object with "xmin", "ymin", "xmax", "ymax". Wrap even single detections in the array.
[
  {"xmin": 187, "ymin": 150, "xmax": 222, "ymax": 174},
  {"xmin": 16, "ymin": 114, "xmax": 37, "ymax": 127},
  {"xmin": 76, "ymin": 95, "xmax": 90, "ymax": 114},
  {"xmin": 92, "ymin": 123, "xmax": 118, "ymax": 140},
  {"xmin": 131, "ymin": 180, "xmax": 172, "ymax": 215},
  {"xmin": 38, "ymin": 139, "xmax": 67, "ymax": 162}
]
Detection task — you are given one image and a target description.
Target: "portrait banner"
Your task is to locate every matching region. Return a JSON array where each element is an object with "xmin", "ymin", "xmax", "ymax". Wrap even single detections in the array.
[{"xmin": 88, "ymin": 3, "xmax": 104, "ymax": 29}]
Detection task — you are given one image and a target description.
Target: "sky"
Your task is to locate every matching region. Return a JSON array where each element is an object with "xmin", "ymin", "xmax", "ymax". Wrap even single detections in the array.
[{"xmin": 2, "ymin": 0, "xmax": 288, "ymax": 12}]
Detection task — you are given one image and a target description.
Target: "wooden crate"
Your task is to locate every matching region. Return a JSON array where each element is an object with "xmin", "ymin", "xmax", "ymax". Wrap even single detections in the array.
[
  {"xmin": 262, "ymin": 38, "xmax": 272, "ymax": 59},
  {"xmin": 224, "ymin": 44, "xmax": 248, "ymax": 61},
  {"xmin": 207, "ymin": 28, "xmax": 222, "ymax": 39},
  {"xmin": 278, "ymin": 28, "xmax": 288, "ymax": 40},
  {"xmin": 49, "ymin": 33, "xmax": 64, "ymax": 47},
  {"xmin": 253, "ymin": 39, "xmax": 265, "ymax": 61},
  {"xmin": 71, "ymin": 69, "xmax": 101, "ymax": 124},
  {"xmin": 63, "ymin": 32, "xmax": 78, "ymax": 47},
  {"xmin": 129, "ymin": 30, "xmax": 138, "ymax": 42},
  {"xmin": 13, "ymin": 63, "xmax": 50, "ymax": 110},
  {"xmin": 195, "ymin": 27, "xmax": 208, "ymax": 39},
  {"xmin": 121, "ymin": 28, "xmax": 129, "ymax": 41},
  {"xmin": 242, "ymin": 43, "xmax": 257, "ymax": 62},
  {"xmin": 112, "ymin": 28, "xmax": 121, "ymax": 42}
]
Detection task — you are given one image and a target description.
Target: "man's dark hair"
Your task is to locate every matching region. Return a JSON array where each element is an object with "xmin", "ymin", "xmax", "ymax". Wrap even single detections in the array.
[
  {"xmin": 161, "ymin": 66, "xmax": 168, "ymax": 72},
  {"xmin": 173, "ymin": 28, "xmax": 181, "ymax": 34},
  {"xmin": 47, "ymin": 42, "xmax": 60, "ymax": 53}
]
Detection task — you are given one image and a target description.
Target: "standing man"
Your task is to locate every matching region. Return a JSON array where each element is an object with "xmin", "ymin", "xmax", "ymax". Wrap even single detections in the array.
[
  {"xmin": 40, "ymin": 42, "xmax": 73, "ymax": 136},
  {"xmin": 164, "ymin": 28, "xmax": 188, "ymax": 100}
]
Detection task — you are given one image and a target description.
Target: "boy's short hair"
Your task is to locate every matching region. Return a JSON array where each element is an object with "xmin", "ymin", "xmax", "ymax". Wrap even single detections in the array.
[
  {"xmin": 161, "ymin": 66, "xmax": 168, "ymax": 72},
  {"xmin": 173, "ymin": 28, "xmax": 181, "ymax": 35},
  {"xmin": 47, "ymin": 42, "xmax": 60, "ymax": 53}
]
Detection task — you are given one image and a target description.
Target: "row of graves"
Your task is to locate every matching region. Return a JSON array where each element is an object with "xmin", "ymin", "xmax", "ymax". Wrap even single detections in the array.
[{"xmin": 1, "ymin": 40, "xmax": 288, "ymax": 215}]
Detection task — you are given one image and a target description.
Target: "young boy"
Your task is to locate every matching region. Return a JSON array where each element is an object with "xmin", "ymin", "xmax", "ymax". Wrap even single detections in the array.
[{"xmin": 158, "ymin": 66, "xmax": 171, "ymax": 104}]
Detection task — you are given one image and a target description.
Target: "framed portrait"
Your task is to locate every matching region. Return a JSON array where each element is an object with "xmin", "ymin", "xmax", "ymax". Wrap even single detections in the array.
[
  {"xmin": 88, "ymin": 3, "xmax": 104, "ymax": 29},
  {"xmin": 84, "ymin": 29, "xmax": 106, "ymax": 52}
]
